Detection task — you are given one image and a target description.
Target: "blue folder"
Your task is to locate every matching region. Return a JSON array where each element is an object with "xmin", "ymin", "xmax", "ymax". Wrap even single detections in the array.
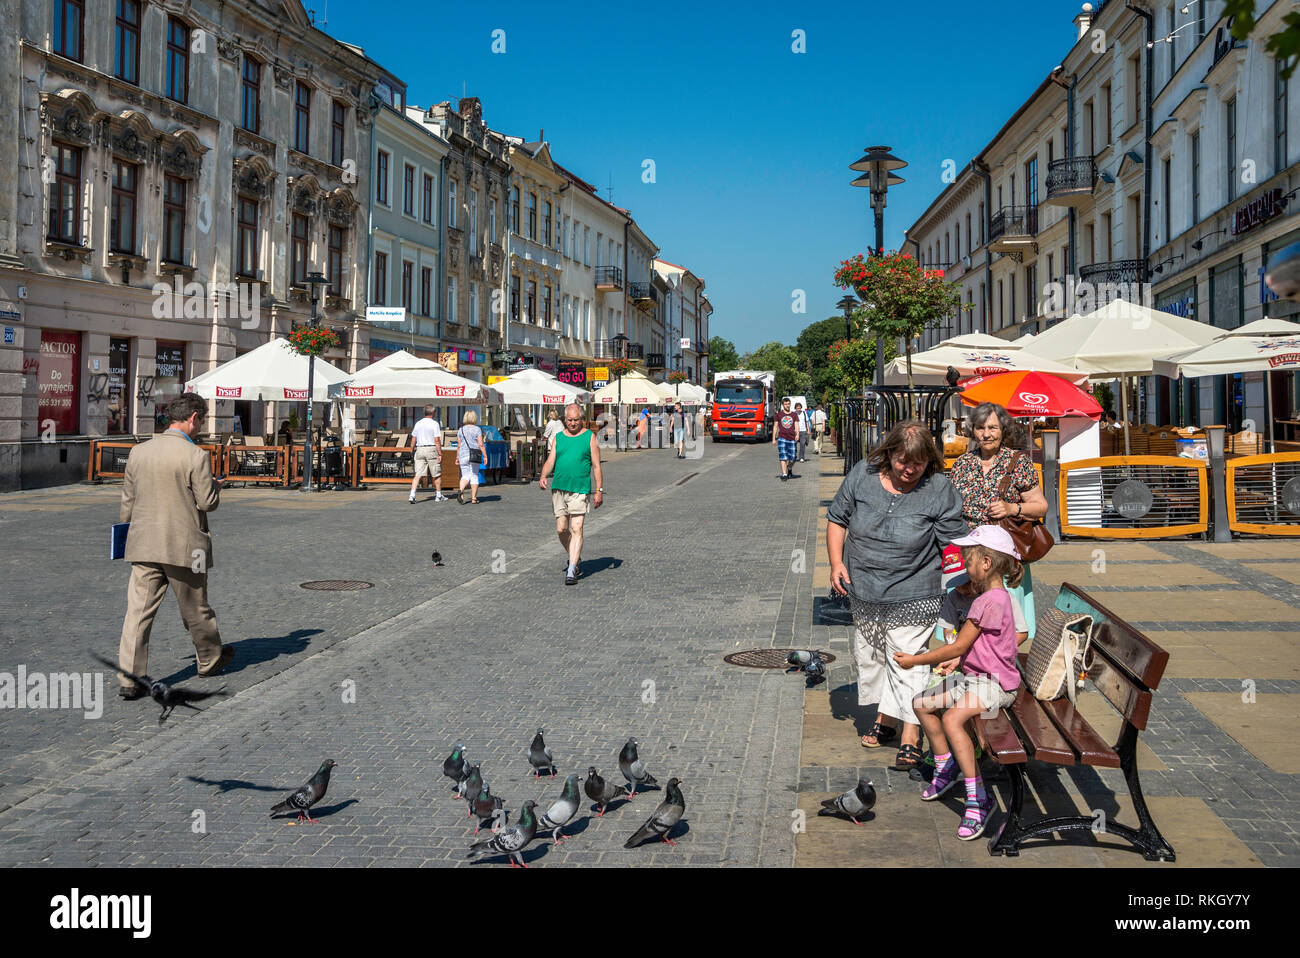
[{"xmin": 110, "ymin": 522, "xmax": 129, "ymax": 560}]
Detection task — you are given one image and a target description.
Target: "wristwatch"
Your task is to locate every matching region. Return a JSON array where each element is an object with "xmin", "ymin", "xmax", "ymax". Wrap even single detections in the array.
[{"xmin": 597, "ymin": 486, "xmax": 605, "ymax": 492}]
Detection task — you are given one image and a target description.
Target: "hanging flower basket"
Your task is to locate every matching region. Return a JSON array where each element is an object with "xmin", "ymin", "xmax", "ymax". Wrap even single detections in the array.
[
  {"xmin": 287, "ymin": 325, "xmax": 341, "ymax": 357},
  {"xmin": 609, "ymin": 357, "xmax": 636, "ymax": 376},
  {"xmin": 667, "ymin": 371, "xmax": 688, "ymax": 384}
]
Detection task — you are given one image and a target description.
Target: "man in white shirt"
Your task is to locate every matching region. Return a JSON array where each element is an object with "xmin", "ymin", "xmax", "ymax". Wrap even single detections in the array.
[
  {"xmin": 408, "ymin": 405, "xmax": 445, "ymax": 503},
  {"xmin": 812, "ymin": 404, "xmax": 828, "ymax": 454},
  {"xmin": 794, "ymin": 402, "xmax": 809, "ymax": 462}
]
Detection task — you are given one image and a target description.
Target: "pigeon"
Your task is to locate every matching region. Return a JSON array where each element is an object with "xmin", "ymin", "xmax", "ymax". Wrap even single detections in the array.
[
  {"xmin": 804, "ymin": 651, "xmax": 827, "ymax": 686},
  {"xmin": 91, "ymin": 653, "xmax": 228, "ymax": 724},
  {"xmin": 431, "ymin": 551, "xmax": 444, "ymax": 567},
  {"xmin": 467, "ymin": 800, "xmax": 538, "ymax": 868},
  {"xmin": 584, "ymin": 766, "xmax": 628, "ymax": 817},
  {"xmin": 818, "ymin": 778, "xmax": 876, "ymax": 825},
  {"xmin": 442, "ymin": 743, "xmax": 468, "ymax": 792},
  {"xmin": 270, "ymin": 759, "xmax": 337, "ymax": 824},
  {"xmin": 618, "ymin": 738, "xmax": 657, "ymax": 800},
  {"xmin": 527, "ymin": 728, "xmax": 556, "ymax": 778},
  {"xmin": 624, "ymin": 778, "xmax": 686, "ymax": 848},
  {"xmin": 470, "ymin": 783, "xmax": 505, "ymax": 835},
  {"xmin": 537, "ymin": 774, "xmax": 581, "ymax": 845},
  {"xmin": 458, "ymin": 762, "xmax": 484, "ymax": 802},
  {"xmin": 786, "ymin": 650, "xmax": 812, "ymax": 668},
  {"xmin": 945, "ymin": 365, "xmax": 961, "ymax": 388}
]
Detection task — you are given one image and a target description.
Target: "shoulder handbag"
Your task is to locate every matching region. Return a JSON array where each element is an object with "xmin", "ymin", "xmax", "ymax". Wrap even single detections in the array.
[
  {"xmin": 460, "ymin": 428, "xmax": 484, "ymax": 464},
  {"xmin": 1021, "ymin": 608, "xmax": 1094, "ymax": 704},
  {"xmin": 995, "ymin": 453, "xmax": 1054, "ymax": 562}
]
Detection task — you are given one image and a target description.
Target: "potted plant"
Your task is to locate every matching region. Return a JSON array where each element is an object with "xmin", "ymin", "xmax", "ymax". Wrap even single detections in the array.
[
  {"xmin": 667, "ymin": 370, "xmax": 688, "ymax": 384},
  {"xmin": 287, "ymin": 324, "xmax": 342, "ymax": 357},
  {"xmin": 610, "ymin": 357, "xmax": 635, "ymax": 377}
]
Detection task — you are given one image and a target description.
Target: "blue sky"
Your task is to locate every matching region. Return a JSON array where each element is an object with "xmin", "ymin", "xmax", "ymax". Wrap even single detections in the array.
[{"xmin": 316, "ymin": 0, "xmax": 1092, "ymax": 353}]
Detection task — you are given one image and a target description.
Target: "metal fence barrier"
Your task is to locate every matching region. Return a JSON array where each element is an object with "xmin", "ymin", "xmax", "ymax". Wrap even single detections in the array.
[
  {"xmin": 1059, "ymin": 456, "xmax": 1208, "ymax": 539},
  {"xmin": 838, "ymin": 386, "xmax": 959, "ymax": 474},
  {"xmin": 1227, "ymin": 452, "xmax": 1300, "ymax": 536}
]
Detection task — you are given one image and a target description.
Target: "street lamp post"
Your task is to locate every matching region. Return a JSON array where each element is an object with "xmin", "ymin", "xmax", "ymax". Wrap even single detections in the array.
[
  {"xmin": 301, "ymin": 271, "xmax": 330, "ymax": 493},
  {"xmin": 613, "ymin": 332, "xmax": 628, "ymax": 452},
  {"xmin": 673, "ymin": 352, "xmax": 682, "ymax": 398},
  {"xmin": 836, "ymin": 294, "xmax": 857, "ymax": 342},
  {"xmin": 850, "ymin": 146, "xmax": 907, "ymax": 386}
]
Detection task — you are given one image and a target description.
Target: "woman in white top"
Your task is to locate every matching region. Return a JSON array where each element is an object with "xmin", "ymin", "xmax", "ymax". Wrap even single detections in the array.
[
  {"xmin": 542, "ymin": 409, "xmax": 564, "ymax": 450},
  {"xmin": 456, "ymin": 410, "xmax": 487, "ymax": 504}
]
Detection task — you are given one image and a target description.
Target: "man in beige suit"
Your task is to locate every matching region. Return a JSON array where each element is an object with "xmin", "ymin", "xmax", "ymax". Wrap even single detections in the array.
[{"xmin": 117, "ymin": 393, "xmax": 234, "ymax": 697}]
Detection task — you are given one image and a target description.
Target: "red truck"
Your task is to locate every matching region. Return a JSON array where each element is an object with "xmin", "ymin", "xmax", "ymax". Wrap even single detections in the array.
[{"xmin": 710, "ymin": 370, "xmax": 775, "ymax": 442}]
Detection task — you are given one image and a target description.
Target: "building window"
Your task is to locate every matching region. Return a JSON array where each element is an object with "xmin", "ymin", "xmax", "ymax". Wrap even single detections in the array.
[
  {"xmin": 543, "ymin": 285, "xmax": 552, "ymax": 328},
  {"xmin": 236, "ymin": 57, "xmax": 262, "ymax": 134},
  {"xmin": 449, "ymin": 180, "xmax": 457, "ymax": 228},
  {"xmin": 509, "ymin": 186, "xmax": 519, "ymax": 232},
  {"xmin": 526, "ymin": 280, "xmax": 536, "ymax": 323},
  {"xmin": 1084, "ymin": 100, "xmax": 1095, "ymax": 155},
  {"xmin": 543, "ymin": 200, "xmax": 552, "ymax": 246},
  {"xmin": 403, "ymin": 164, "xmax": 414, "ymax": 215},
  {"xmin": 1278, "ymin": 58, "xmax": 1290, "ymax": 174},
  {"xmin": 1025, "ymin": 264, "xmax": 1037, "ymax": 319},
  {"xmin": 163, "ymin": 175, "xmax": 186, "ymax": 263},
  {"xmin": 965, "ymin": 213, "xmax": 972, "ymax": 255},
  {"xmin": 165, "ymin": 18, "xmax": 189, "ymax": 103},
  {"xmin": 447, "ymin": 276, "xmax": 457, "ymax": 324},
  {"xmin": 291, "ymin": 213, "xmax": 309, "ymax": 287},
  {"xmin": 237, "ymin": 195, "xmax": 258, "ymax": 277},
  {"xmin": 376, "ymin": 150, "xmax": 389, "ymax": 205},
  {"xmin": 489, "ymin": 198, "xmax": 497, "ymax": 241},
  {"xmin": 944, "ymin": 232, "xmax": 950, "ymax": 263},
  {"xmin": 1190, "ymin": 130, "xmax": 1201, "ymax": 224},
  {"xmin": 294, "ymin": 82, "xmax": 311, "ymax": 154},
  {"xmin": 1102, "ymin": 84, "xmax": 1112, "ymax": 145},
  {"xmin": 510, "ymin": 274, "xmax": 520, "ymax": 321},
  {"xmin": 1225, "ymin": 96, "xmax": 1237, "ymax": 202},
  {"xmin": 469, "ymin": 282, "xmax": 479, "ymax": 327},
  {"xmin": 583, "ymin": 227, "xmax": 590, "ymax": 266},
  {"xmin": 114, "ymin": 0, "xmax": 140, "ymax": 83},
  {"xmin": 327, "ymin": 226, "xmax": 343, "ymax": 296},
  {"xmin": 1127, "ymin": 55, "xmax": 1141, "ymax": 127},
  {"xmin": 1025, "ymin": 156, "xmax": 1038, "ymax": 208},
  {"xmin": 373, "ymin": 251, "xmax": 387, "ymax": 306},
  {"xmin": 401, "ymin": 261, "xmax": 413, "ymax": 312},
  {"xmin": 422, "ymin": 173, "xmax": 433, "ymax": 223},
  {"xmin": 331, "ymin": 100, "xmax": 346, "ymax": 167},
  {"xmin": 110, "ymin": 160, "xmax": 136, "ymax": 254},
  {"xmin": 54, "ymin": 0, "xmax": 84, "ymax": 61},
  {"xmin": 527, "ymin": 193, "xmax": 537, "ymax": 240},
  {"xmin": 469, "ymin": 191, "xmax": 478, "ymax": 255},
  {"xmin": 419, "ymin": 267, "xmax": 431, "ymax": 316},
  {"xmin": 47, "ymin": 142, "xmax": 80, "ymax": 244}
]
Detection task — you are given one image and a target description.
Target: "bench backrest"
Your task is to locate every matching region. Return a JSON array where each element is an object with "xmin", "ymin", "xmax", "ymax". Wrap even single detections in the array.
[{"xmin": 1053, "ymin": 582, "xmax": 1169, "ymax": 730}]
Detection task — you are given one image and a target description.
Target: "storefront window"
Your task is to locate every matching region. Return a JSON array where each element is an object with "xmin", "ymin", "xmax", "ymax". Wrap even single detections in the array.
[
  {"xmin": 153, "ymin": 341, "xmax": 186, "ymax": 431},
  {"xmin": 1210, "ymin": 259, "xmax": 1242, "ymax": 330},
  {"xmin": 107, "ymin": 337, "xmax": 130, "ymax": 434},
  {"xmin": 38, "ymin": 330, "xmax": 81, "ymax": 435}
]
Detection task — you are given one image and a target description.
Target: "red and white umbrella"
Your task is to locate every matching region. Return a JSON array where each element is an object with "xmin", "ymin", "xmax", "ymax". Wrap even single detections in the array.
[{"xmin": 959, "ymin": 369, "xmax": 1102, "ymax": 419}]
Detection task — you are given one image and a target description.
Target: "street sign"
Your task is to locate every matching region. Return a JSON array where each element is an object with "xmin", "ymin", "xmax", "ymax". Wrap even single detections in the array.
[{"xmin": 366, "ymin": 306, "xmax": 406, "ymax": 323}]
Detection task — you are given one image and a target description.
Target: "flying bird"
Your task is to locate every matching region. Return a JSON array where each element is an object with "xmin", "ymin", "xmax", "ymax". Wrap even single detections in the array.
[
  {"xmin": 624, "ymin": 778, "xmax": 686, "ymax": 848},
  {"xmin": 442, "ymin": 743, "xmax": 468, "ymax": 793},
  {"xmin": 470, "ymin": 784, "xmax": 505, "ymax": 835},
  {"xmin": 91, "ymin": 652, "xmax": 228, "ymax": 724},
  {"xmin": 527, "ymin": 728, "xmax": 556, "ymax": 778},
  {"xmin": 467, "ymin": 800, "xmax": 538, "ymax": 868},
  {"xmin": 618, "ymin": 738, "xmax": 657, "ymax": 800},
  {"xmin": 818, "ymin": 778, "xmax": 877, "ymax": 825},
  {"xmin": 270, "ymin": 759, "xmax": 337, "ymax": 824},
  {"xmin": 537, "ymin": 774, "xmax": 581, "ymax": 845},
  {"xmin": 584, "ymin": 766, "xmax": 628, "ymax": 817}
]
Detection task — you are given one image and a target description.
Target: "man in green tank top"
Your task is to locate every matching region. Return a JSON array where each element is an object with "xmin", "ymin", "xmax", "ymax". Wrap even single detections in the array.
[{"xmin": 539, "ymin": 403, "xmax": 605, "ymax": 585}]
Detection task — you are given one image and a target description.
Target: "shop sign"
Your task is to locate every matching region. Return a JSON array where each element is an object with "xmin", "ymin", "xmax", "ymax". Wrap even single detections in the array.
[
  {"xmin": 39, "ymin": 330, "xmax": 80, "ymax": 434},
  {"xmin": 557, "ymin": 360, "xmax": 586, "ymax": 385},
  {"xmin": 3, "ymin": 327, "xmax": 13, "ymax": 344},
  {"xmin": 437, "ymin": 352, "xmax": 460, "ymax": 372},
  {"xmin": 457, "ymin": 349, "xmax": 485, "ymax": 365},
  {"xmin": 283, "ymin": 388, "xmax": 309, "ymax": 400},
  {"xmin": 487, "ymin": 376, "xmax": 509, "ymax": 385},
  {"xmin": 589, "ymin": 366, "xmax": 609, "ymax": 381},
  {"xmin": 366, "ymin": 307, "xmax": 406, "ymax": 323},
  {"xmin": 1231, "ymin": 188, "xmax": 1284, "ymax": 236},
  {"xmin": 591, "ymin": 380, "xmax": 608, "ymax": 390}
]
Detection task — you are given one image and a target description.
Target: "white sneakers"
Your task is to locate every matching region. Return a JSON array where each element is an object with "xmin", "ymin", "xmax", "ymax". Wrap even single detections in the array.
[{"xmin": 434, "ymin": 493, "xmax": 448, "ymax": 502}]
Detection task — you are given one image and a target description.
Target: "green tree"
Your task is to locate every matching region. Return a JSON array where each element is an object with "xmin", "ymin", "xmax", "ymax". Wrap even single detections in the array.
[
  {"xmin": 1223, "ymin": 1, "xmax": 1300, "ymax": 78},
  {"xmin": 707, "ymin": 336, "xmax": 740, "ymax": 375},
  {"xmin": 796, "ymin": 316, "xmax": 851, "ymax": 403},
  {"xmin": 739, "ymin": 341, "xmax": 811, "ymax": 402}
]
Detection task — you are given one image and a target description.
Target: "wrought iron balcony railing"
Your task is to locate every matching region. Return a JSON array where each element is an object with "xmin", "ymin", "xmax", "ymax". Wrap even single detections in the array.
[
  {"xmin": 1045, "ymin": 157, "xmax": 1097, "ymax": 202},
  {"xmin": 988, "ymin": 205, "xmax": 1039, "ymax": 243},
  {"xmin": 1078, "ymin": 259, "xmax": 1145, "ymax": 287},
  {"xmin": 595, "ymin": 265, "xmax": 623, "ymax": 289}
]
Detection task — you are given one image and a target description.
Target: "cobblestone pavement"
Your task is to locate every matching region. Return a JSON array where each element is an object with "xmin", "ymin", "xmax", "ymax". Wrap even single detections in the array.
[
  {"xmin": 0, "ymin": 438, "xmax": 815, "ymax": 866},
  {"xmin": 800, "ymin": 454, "xmax": 1300, "ymax": 868}
]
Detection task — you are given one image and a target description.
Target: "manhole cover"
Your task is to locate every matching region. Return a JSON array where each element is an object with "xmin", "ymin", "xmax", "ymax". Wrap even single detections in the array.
[
  {"xmin": 300, "ymin": 580, "xmax": 374, "ymax": 591},
  {"xmin": 724, "ymin": 649, "xmax": 836, "ymax": 669}
]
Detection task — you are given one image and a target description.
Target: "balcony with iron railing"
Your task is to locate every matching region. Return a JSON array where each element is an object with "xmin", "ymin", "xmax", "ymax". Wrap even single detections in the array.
[
  {"xmin": 595, "ymin": 265, "xmax": 623, "ymax": 290},
  {"xmin": 628, "ymin": 282, "xmax": 658, "ymax": 312},
  {"xmin": 592, "ymin": 339, "xmax": 645, "ymax": 360},
  {"xmin": 1044, "ymin": 157, "xmax": 1097, "ymax": 207},
  {"xmin": 988, "ymin": 205, "xmax": 1039, "ymax": 253},
  {"xmin": 646, "ymin": 352, "xmax": 665, "ymax": 369},
  {"xmin": 1077, "ymin": 259, "xmax": 1145, "ymax": 288}
]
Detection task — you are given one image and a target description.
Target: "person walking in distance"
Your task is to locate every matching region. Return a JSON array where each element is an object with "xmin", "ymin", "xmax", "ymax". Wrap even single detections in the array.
[
  {"xmin": 795, "ymin": 402, "xmax": 809, "ymax": 462},
  {"xmin": 116, "ymin": 393, "xmax": 234, "ymax": 698},
  {"xmin": 812, "ymin": 403, "xmax": 828, "ymax": 454},
  {"xmin": 408, "ymin": 405, "xmax": 445, "ymax": 503},
  {"xmin": 456, "ymin": 410, "xmax": 487, "ymax": 504},
  {"xmin": 542, "ymin": 409, "xmax": 564, "ymax": 452},
  {"xmin": 540, "ymin": 403, "xmax": 604, "ymax": 585},
  {"xmin": 672, "ymin": 402, "xmax": 688, "ymax": 459},
  {"xmin": 773, "ymin": 398, "xmax": 798, "ymax": 481}
]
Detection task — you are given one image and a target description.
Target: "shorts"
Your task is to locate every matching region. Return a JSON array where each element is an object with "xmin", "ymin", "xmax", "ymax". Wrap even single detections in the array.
[
  {"xmin": 458, "ymin": 461, "xmax": 479, "ymax": 482},
  {"xmin": 777, "ymin": 438, "xmax": 797, "ymax": 461},
  {"xmin": 917, "ymin": 671, "xmax": 1018, "ymax": 714},
  {"xmin": 552, "ymin": 489, "xmax": 591, "ymax": 517},
  {"xmin": 414, "ymin": 446, "xmax": 441, "ymax": 478},
  {"xmin": 673, "ymin": 427, "xmax": 685, "ymax": 443}
]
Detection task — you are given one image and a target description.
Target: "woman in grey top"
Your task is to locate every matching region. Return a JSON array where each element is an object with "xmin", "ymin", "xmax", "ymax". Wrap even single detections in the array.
[{"xmin": 827, "ymin": 421, "xmax": 968, "ymax": 768}]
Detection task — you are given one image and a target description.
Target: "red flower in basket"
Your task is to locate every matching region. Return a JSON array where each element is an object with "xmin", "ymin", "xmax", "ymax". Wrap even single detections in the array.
[{"xmin": 287, "ymin": 325, "xmax": 341, "ymax": 357}]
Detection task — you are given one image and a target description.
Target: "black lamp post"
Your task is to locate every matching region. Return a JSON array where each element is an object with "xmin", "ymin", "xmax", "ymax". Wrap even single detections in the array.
[
  {"xmin": 613, "ymin": 332, "xmax": 628, "ymax": 451},
  {"xmin": 836, "ymin": 294, "xmax": 858, "ymax": 341},
  {"xmin": 673, "ymin": 352, "xmax": 682, "ymax": 397},
  {"xmin": 301, "ymin": 271, "xmax": 330, "ymax": 492},
  {"xmin": 850, "ymin": 146, "xmax": 907, "ymax": 386}
]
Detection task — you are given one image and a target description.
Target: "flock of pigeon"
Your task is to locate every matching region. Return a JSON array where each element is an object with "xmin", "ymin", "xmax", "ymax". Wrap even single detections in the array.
[{"xmin": 265, "ymin": 731, "xmax": 687, "ymax": 867}]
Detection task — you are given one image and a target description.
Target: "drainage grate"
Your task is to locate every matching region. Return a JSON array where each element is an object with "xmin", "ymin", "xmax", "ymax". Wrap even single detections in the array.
[
  {"xmin": 675, "ymin": 472, "xmax": 698, "ymax": 486},
  {"xmin": 300, "ymin": 580, "xmax": 374, "ymax": 591},
  {"xmin": 723, "ymin": 648, "xmax": 836, "ymax": 669}
]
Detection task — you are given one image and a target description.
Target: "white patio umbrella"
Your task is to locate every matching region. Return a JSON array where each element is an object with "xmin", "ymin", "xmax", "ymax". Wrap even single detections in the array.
[
  {"xmin": 672, "ymin": 382, "xmax": 709, "ymax": 404},
  {"xmin": 884, "ymin": 334, "xmax": 1087, "ymax": 386},
  {"xmin": 360, "ymin": 348, "xmax": 445, "ymax": 372},
  {"xmin": 328, "ymin": 363, "xmax": 502, "ymax": 405},
  {"xmin": 1018, "ymin": 299, "xmax": 1220, "ymax": 453},
  {"xmin": 493, "ymin": 367, "xmax": 592, "ymax": 405},
  {"xmin": 591, "ymin": 371, "xmax": 673, "ymax": 405},
  {"xmin": 184, "ymin": 337, "xmax": 350, "ymax": 401},
  {"xmin": 1152, "ymin": 318, "xmax": 1300, "ymax": 452}
]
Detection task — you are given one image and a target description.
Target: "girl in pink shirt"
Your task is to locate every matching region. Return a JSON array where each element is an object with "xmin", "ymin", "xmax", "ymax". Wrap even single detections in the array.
[{"xmin": 894, "ymin": 525, "xmax": 1023, "ymax": 840}]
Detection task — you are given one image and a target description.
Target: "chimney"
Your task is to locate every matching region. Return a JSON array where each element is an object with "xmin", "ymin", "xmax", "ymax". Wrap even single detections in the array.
[
  {"xmin": 539, "ymin": 128, "xmax": 544, "ymax": 142},
  {"xmin": 1074, "ymin": 2, "xmax": 1094, "ymax": 41}
]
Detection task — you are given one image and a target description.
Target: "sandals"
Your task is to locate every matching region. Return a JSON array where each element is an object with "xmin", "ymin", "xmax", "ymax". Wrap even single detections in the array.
[
  {"xmin": 892, "ymin": 743, "xmax": 924, "ymax": 770},
  {"xmin": 957, "ymin": 795, "xmax": 997, "ymax": 841},
  {"xmin": 860, "ymin": 722, "xmax": 897, "ymax": 748},
  {"xmin": 921, "ymin": 758, "xmax": 958, "ymax": 801}
]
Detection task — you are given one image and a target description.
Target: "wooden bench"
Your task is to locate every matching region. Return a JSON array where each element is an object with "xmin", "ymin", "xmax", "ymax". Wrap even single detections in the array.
[{"xmin": 976, "ymin": 582, "xmax": 1176, "ymax": 861}]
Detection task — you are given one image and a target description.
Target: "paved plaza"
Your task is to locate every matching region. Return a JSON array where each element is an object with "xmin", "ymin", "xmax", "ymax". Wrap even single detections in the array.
[{"xmin": 0, "ymin": 441, "xmax": 1297, "ymax": 867}]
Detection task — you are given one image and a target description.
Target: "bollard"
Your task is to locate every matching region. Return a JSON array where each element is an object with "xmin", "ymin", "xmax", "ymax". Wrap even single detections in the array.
[
  {"xmin": 1206, "ymin": 425, "xmax": 1231, "ymax": 542},
  {"xmin": 1040, "ymin": 429, "xmax": 1062, "ymax": 540}
]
